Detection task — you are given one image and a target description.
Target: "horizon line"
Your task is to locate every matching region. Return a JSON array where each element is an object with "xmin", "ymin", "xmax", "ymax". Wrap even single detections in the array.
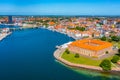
[{"xmin": 0, "ymin": 15, "xmax": 120, "ymax": 17}]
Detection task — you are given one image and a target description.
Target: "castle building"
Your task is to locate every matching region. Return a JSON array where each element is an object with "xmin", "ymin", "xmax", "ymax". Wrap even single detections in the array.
[{"xmin": 68, "ymin": 39, "xmax": 113, "ymax": 57}]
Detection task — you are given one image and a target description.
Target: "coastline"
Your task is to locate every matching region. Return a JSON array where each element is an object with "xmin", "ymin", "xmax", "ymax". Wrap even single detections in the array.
[
  {"xmin": 0, "ymin": 32, "xmax": 12, "ymax": 41},
  {"xmin": 46, "ymin": 26, "xmax": 120, "ymax": 74},
  {"xmin": 53, "ymin": 47, "xmax": 120, "ymax": 74},
  {"xmin": 44, "ymin": 27, "xmax": 79, "ymax": 40},
  {"xmin": 6, "ymin": 27, "xmax": 120, "ymax": 74}
]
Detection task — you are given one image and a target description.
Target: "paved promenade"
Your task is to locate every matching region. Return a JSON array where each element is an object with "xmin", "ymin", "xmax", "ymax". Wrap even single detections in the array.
[{"xmin": 53, "ymin": 48, "xmax": 120, "ymax": 72}]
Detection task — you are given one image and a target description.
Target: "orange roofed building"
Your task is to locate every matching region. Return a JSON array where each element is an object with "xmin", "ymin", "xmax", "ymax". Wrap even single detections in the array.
[{"xmin": 68, "ymin": 39, "xmax": 113, "ymax": 57}]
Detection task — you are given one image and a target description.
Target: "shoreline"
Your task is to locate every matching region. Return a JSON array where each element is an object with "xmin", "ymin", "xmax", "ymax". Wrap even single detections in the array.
[
  {"xmin": 53, "ymin": 47, "xmax": 120, "ymax": 74},
  {"xmin": 6, "ymin": 27, "xmax": 120, "ymax": 74},
  {"xmin": 1, "ymin": 27, "xmax": 120, "ymax": 75},
  {"xmin": 43, "ymin": 27, "xmax": 79, "ymax": 40},
  {"xmin": 48, "ymin": 26, "xmax": 120, "ymax": 74},
  {"xmin": 0, "ymin": 32, "xmax": 12, "ymax": 41}
]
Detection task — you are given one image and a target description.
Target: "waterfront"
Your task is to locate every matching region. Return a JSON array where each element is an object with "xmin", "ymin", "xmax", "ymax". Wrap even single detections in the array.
[
  {"xmin": 0, "ymin": 28, "xmax": 120, "ymax": 80},
  {"xmin": 0, "ymin": 32, "xmax": 11, "ymax": 41}
]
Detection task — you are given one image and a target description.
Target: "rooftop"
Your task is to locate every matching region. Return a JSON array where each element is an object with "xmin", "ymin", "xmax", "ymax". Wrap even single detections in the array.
[{"xmin": 69, "ymin": 39, "xmax": 112, "ymax": 51}]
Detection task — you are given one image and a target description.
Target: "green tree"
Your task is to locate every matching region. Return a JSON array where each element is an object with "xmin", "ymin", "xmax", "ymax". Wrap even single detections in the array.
[
  {"xmin": 116, "ymin": 49, "xmax": 120, "ymax": 56},
  {"xmin": 65, "ymin": 49, "xmax": 70, "ymax": 54},
  {"xmin": 99, "ymin": 59, "xmax": 111, "ymax": 71},
  {"xmin": 118, "ymin": 48, "xmax": 120, "ymax": 54},
  {"xmin": 75, "ymin": 26, "xmax": 85, "ymax": 31},
  {"xmin": 81, "ymin": 27, "xmax": 85, "ymax": 31},
  {"xmin": 108, "ymin": 39, "xmax": 112, "ymax": 42},
  {"xmin": 111, "ymin": 55, "xmax": 120, "ymax": 63},
  {"xmin": 76, "ymin": 26, "xmax": 81, "ymax": 30},
  {"xmin": 111, "ymin": 36, "xmax": 120, "ymax": 42},
  {"xmin": 100, "ymin": 36, "xmax": 106, "ymax": 41},
  {"xmin": 92, "ymin": 33, "xmax": 94, "ymax": 38},
  {"xmin": 105, "ymin": 51, "xmax": 109, "ymax": 54},
  {"xmin": 74, "ymin": 53, "xmax": 79, "ymax": 58}
]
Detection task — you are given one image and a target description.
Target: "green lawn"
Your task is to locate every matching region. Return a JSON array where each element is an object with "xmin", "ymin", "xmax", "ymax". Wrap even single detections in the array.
[
  {"xmin": 112, "ymin": 41, "xmax": 120, "ymax": 48},
  {"xmin": 61, "ymin": 52, "xmax": 113, "ymax": 66}
]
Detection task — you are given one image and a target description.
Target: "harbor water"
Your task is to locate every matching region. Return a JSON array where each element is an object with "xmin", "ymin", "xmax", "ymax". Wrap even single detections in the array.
[{"xmin": 0, "ymin": 28, "xmax": 120, "ymax": 80}]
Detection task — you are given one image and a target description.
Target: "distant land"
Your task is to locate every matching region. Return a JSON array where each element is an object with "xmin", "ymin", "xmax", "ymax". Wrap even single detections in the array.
[{"xmin": 0, "ymin": 15, "xmax": 120, "ymax": 18}]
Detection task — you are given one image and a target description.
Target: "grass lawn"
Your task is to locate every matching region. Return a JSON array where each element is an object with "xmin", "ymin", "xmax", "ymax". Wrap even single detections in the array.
[
  {"xmin": 61, "ymin": 52, "xmax": 113, "ymax": 66},
  {"xmin": 112, "ymin": 41, "xmax": 120, "ymax": 48}
]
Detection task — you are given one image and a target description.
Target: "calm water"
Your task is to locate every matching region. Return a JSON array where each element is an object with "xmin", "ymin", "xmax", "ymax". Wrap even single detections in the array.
[{"xmin": 0, "ymin": 28, "xmax": 120, "ymax": 80}]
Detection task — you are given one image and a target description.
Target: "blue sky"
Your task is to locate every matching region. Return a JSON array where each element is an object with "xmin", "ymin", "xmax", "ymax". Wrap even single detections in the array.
[{"xmin": 0, "ymin": 0, "xmax": 120, "ymax": 15}]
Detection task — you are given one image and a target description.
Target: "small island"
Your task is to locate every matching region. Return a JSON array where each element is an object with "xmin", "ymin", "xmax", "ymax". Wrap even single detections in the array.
[{"xmin": 54, "ymin": 38, "xmax": 120, "ymax": 73}]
